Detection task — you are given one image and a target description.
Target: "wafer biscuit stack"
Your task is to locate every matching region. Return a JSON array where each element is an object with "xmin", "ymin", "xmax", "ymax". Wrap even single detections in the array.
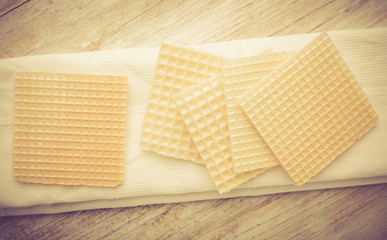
[{"xmin": 142, "ymin": 33, "xmax": 377, "ymax": 191}]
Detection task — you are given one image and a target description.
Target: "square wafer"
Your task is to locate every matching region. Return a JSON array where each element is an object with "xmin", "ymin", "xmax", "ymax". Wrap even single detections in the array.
[
  {"xmin": 174, "ymin": 75, "xmax": 267, "ymax": 193},
  {"xmin": 223, "ymin": 51, "xmax": 294, "ymax": 172},
  {"xmin": 140, "ymin": 43, "xmax": 224, "ymax": 164},
  {"xmin": 239, "ymin": 33, "xmax": 378, "ymax": 185},
  {"xmin": 13, "ymin": 72, "xmax": 127, "ymax": 187}
]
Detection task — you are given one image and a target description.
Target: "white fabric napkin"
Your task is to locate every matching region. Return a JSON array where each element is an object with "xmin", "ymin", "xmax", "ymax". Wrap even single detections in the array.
[{"xmin": 0, "ymin": 28, "xmax": 386, "ymax": 216}]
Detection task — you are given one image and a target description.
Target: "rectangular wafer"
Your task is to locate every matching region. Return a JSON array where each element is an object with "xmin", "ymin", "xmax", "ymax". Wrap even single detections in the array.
[
  {"xmin": 13, "ymin": 72, "xmax": 127, "ymax": 187},
  {"xmin": 140, "ymin": 43, "xmax": 224, "ymax": 164},
  {"xmin": 239, "ymin": 33, "xmax": 378, "ymax": 185},
  {"xmin": 174, "ymin": 75, "xmax": 267, "ymax": 193},
  {"xmin": 223, "ymin": 51, "xmax": 294, "ymax": 172}
]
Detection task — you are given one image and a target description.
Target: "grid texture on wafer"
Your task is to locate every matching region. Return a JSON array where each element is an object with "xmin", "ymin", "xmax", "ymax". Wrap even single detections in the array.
[
  {"xmin": 13, "ymin": 72, "xmax": 127, "ymax": 187},
  {"xmin": 140, "ymin": 43, "xmax": 224, "ymax": 164},
  {"xmin": 239, "ymin": 33, "xmax": 378, "ymax": 186},
  {"xmin": 174, "ymin": 75, "xmax": 266, "ymax": 193},
  {"xmin": 223, "ymin": 51, "xmax": 293, "ymax": 172}
]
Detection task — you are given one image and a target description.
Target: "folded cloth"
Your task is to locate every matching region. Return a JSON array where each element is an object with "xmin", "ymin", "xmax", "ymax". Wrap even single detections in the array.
[{"xmin": 0, "ymin": 28, "xmax": 386, "ymax": 216}]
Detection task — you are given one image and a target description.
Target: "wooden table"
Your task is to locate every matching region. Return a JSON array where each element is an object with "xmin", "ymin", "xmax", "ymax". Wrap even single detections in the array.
[{"xmin": 1, "ymin": 0, "xmax": 386, "ymax": 239}]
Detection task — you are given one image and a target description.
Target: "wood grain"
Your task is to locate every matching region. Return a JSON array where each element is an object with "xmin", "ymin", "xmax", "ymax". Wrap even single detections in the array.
[
  {"xmin": 0, "ymin": 0, "xmax": 29, "ymax": 17},
  {"xmin": 0, "ymin": 0, "xmax": 387, "ymax": 239}
]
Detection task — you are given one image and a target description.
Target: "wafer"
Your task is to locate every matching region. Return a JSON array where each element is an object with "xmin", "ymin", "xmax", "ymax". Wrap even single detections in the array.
[
  {"xmin": 174, "ymin": 75, "xmax": 266, "ymax": 193},
  {"xmin": 223, "ymin": 51, "xmax": 293, "ymax": 172},
  {"xmin": 140, "ymin": 43, "xmax": 224, "ymax": 164},
  {"xmin": 239, "ymin": 33, "xmax": 378, "ymax": 185},
  {"xmin": 13, "ymin": 72, "xmax": 127, "ymax": 187}
]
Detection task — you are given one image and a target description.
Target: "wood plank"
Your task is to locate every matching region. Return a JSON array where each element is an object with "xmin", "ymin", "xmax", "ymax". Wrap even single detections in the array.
[
  {"xmin": 0, "ymin": 185, "xmax": 386, "ymax": 239},
  {"xmin": 1, "ymin": 0, "xmax": 386, "ymax": 58},
  {"xmin": 0, "ymin": 0, "xmax": 161, "ymax": 58}
]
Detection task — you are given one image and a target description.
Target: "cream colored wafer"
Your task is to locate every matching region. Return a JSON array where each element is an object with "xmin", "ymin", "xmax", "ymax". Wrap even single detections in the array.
[
  {"xmin": 174, "ymin": 75, "xmax": 267, "ymax": 194},
  {"xmin": 239, "ymin": 33, "xmax": 378, "ymax": 186},
  {"xmin": 13, "ymin": 72, "xmax": 127, "ymax": 187},
  {"xmin": 140, "ymin": 43, "xmax": 224, "ymax": 164},
  {"xmin": 223, "ymin": 51, "xmax": 294, "ymax": 172}
]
